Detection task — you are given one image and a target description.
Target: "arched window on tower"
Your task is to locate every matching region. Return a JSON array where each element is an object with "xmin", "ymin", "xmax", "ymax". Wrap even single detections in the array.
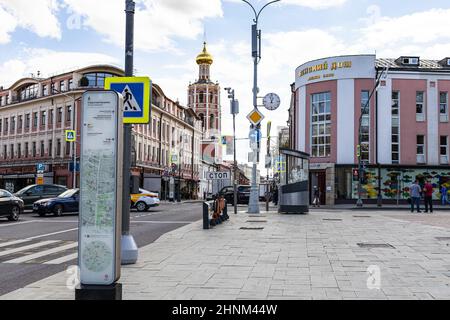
[
  {"xmin": 210, "ymin": 92, "xmax": 214, "ymax": 103},
  {"xmin": 210, "ymin": 114, "xmax": 215, "ymax": 130},
  {"xmin": 199, "ymin": 92, "xmax": 204, "ymax": 103}
]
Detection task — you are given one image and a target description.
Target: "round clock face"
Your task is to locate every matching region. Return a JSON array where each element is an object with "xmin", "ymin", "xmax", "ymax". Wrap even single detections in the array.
[{"xmin": 263, "ymin": 93, "xmax": 280, "ymax": 111}]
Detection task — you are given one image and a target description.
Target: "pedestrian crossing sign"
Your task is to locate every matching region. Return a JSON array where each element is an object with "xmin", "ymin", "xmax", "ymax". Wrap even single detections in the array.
[
  {"xmin": 65, "ymin": 130, "xmax": 76, "ymax": 142},
  {"xmin": 105, "ymin": 77, "xmax": 151, "ymax": 124}
]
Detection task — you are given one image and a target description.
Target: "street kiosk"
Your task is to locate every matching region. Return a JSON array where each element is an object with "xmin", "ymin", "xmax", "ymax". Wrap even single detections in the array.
[{"xmin": 278, "ymin": 148, "xmax": 310, "ymax": 214}]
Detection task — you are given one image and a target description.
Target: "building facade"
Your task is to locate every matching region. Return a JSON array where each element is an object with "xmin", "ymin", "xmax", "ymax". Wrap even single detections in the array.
[
  {"xmin": 0, "ymin": 65, "xmax": 203, "ymax": 199},
  {"xmin": 292, "ymin": 55, "xmax": 450, "ymax": 205}
]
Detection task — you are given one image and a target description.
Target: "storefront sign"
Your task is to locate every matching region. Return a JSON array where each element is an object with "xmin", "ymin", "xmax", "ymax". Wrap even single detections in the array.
[
  {"xmin": 295, "ymin": 55, "xmax": 376, "ymax": 88},
  {"xmin": 79, "ymin": 91, "xmax": 123, "ymax": 286}
]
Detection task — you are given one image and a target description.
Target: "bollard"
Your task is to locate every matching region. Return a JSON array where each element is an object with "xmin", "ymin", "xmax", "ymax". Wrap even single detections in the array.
[{"xmin": 203, "ymin": 202, "xmax": 210, "ymax": 230}]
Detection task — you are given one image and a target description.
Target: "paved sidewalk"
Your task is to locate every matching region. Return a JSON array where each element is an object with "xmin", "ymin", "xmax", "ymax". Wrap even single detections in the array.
[{"xmin": 1, "ymin": 209, "xmax": 450, "ymax": 300}]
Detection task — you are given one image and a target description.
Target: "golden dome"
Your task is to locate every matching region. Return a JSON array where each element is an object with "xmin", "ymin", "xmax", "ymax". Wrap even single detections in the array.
[{"xmin": 196, "ymin": 42, "xmax": 213, "ymax": 65}]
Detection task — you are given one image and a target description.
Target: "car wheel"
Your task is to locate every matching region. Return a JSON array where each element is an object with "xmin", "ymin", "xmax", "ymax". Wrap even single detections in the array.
[
  {"xmin": 53, "ymin": 205, "xmax": 63, "ymax": 217},
  {"xmin": 136, "ymin": 201, "xmax": 147, "ymax": 212},
  {"xmin": 8, "ymin": 206, "xmax": 20, "ymax": 222}
]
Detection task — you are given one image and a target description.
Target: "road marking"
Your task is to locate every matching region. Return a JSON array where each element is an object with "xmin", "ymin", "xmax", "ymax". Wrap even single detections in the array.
[
  {"xmin": 4, "ymin": 242, "xmax": 78, "ymax": 264},
  {"xmin": 44, "ymin": 252, "xmax": 78, "ymax": 265},
  {"xmin": 0, "ymin": 240, "xmax": 59, "ymax": 258},
  {"xmin": 26, "ymin": 228, "xmax": 78, "ymax": 241},
  {"xmin": 130, "ymin": 220, "xmax": 194, "ymax": 224},
  {"xmin": 0, "ymin": 220, "xmax": 35, "ymax": 228},
  {"xmin": 0, "ymin": 239, "xmax": 31, "ymax": 249}
]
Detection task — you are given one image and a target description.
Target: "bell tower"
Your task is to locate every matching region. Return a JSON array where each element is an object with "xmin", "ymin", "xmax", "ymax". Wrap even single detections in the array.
[{"xmin": 188, "ymin": 42, "xmax": 222, "ymax": 162}]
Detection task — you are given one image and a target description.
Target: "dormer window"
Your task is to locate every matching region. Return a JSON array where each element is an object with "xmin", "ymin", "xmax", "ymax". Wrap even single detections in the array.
[
  {"xmin": 396, "ymin": 56, "xmax": 420, "ymax": 66},
  {"xmin": 438, "ymin": 58, "xmax": 450, "ymax": 68}
]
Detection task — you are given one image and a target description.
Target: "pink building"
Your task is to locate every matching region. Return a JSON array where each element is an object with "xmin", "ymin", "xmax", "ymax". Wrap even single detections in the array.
[{"xmin": 291, "ymin": 55, "xmax": 450, "ymax": 205}]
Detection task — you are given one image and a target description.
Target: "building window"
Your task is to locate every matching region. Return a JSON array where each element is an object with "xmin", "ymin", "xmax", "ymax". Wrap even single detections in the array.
[
  {"xmin": 83, "ymin": 73, "xmax": 116, "ymax": 87},
  {"xmin": 0, "ymin": 119, "xmax": 2, "ymax": 133},
  {"xmin": 43, "ymin": 85, "xmax": 48, "ymax": 96},
  {"xmin": 66, "ymin": 141, "xmax": 70, "ymax": 156},
  {"xmin": 392, "ymin": 91, "xmax": 400, "ymax": 164},
  {"xmin": 17, "ymin": 143, "xmax": 21, "ymax": 159},
  {"xmin": 25, "ymin": 114, "xmax": 30, "ymax": 129},
  {"xmin": 440, "ymin": 136, "xmax": 448, "ymax": 164},
  {"xmin": 49, "ymin": 139, "xmax": 53, "ymax": 157},
  {"xmin": 49, "ymin": 109, "xmax": 54, "ymax": 125},
  {"xmin": 10, "ymin": 144, "xmax": 14, "ymax": 159},
  {"xmin": 51, "ymin": 83, "xmax": 55, "ymax": 95},
  {"xmin": 416, "ymin": 91, "xmax": 425, "ymax": 121},
  {"xmin": 25, "ymin": 143, "xmax": 28, "ymax": 158},
  {"xmin": 40, "ymin": 141, "xmax": 45, "ymax": 157},
  {"xmin": 311, "ymin": 92, "xmax": 331, "ymax": 157},
  {"xmin": 57, "ymin": 107, "xmax": 63, "ymax": 123},
  {"xmin": 152, "ymin": 147, "xmax": 156, "ymax": 162},
  {"xmin": 360, "ymin": 92, "xmax": 371, "ymax": 162},
  {"xmin": 41, "ymin": 111, "xmax": 46, "ymax": 127},
  {"xmin": 19, "ymin": 84, "xmax": 39, "ymax": 101},
  {"xmin": 18, "ymin": 115, "xmax": 22, "ymax": 130},
  {"xmin": 33, "ymin": 112, "xmax": 38, "ymax": 128},
  {"xmin": 440, "ymin": 92, "xmax": 449, "ymax": 122},
  {"xmin": 162, "ymin": 123, "xmax": 166, "ymax": 141},
  {"xmin": 3, "ymin": 145, "xmax": 6, "ymax": 159},
  {"xmin": 69, "ymin": 79, "xmax": 74, "ymax": 90},
  {"xmin": 4, "ymin": 118, "xmax": 8, "ymax": 134},
  {"xmin": 416, "ymin": 135, "xmax": 425, "ymax": 164},
  {"xmin": 199, "ymin": 92, "xmax": 204, "ymax": 103},
  {"xmin": 32, "ymin": 142, "xmax": 36, "ymax": 158},
  {"xmin": 56, "ymin": 139, "xmax": 61, "ymax": 156},
  {"xmin": 152, "ymin": 119, "xmax": 156, "ymax": 136},
  {"xmin": 210, "ymin": 114, "xmax": 214, "ymax": 130},
  {"xmin": 10, "ymin": 116, "xmax": 15, "ymax": 133},
  {"xmin": 66, "ymin": 106, "xmax": 72, "ymax": 123},
  {"xmin": 60, "ymin": 80, "xmax": 66, "ymax": 92}
]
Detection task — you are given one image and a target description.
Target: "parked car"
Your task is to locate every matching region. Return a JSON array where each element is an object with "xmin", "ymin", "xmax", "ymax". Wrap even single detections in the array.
[
  {"xmin": 217, "ymin": 185, "xmax": 251, "ymax": 205},
  {"xmin": 131, "ymin": 188, "xmax": 160, "ymax": 212},
  {"xmin": 0, "ymin": 189, "xmax": 24, "ymax": 221},
  {"xmin": 33, "ymin": 189, "xmax": 79, "ymax": 217},
  {"xmin": 15, "ymin": 184, "xmax": 68, "ymax": 210}
]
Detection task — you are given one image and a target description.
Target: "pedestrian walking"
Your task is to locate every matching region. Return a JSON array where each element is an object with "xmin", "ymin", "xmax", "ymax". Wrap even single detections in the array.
[
  {"xmin": 423, "ymin": 180, "xmax": 434, "ymax": 213},
  {"xmin": 312, "ymin": 186, "xmax": 320, "ymax": 207},
  {"xmin": 272, "ymin": 186, "xmax": 278, "ymax": 206},
  {"xmin": 409, "ymin": 180, "xmax": 422, "ymax": 213},
  {"xmin": 441, "ymin": 185, "xmax": 449, "ymax": 205}
]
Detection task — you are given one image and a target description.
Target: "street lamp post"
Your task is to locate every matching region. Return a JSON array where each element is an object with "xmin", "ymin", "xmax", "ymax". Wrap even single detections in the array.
[
  {"xmin": 357, "ymin": 67, "xmax": 389, "ymax": 207},
  {"xmin": 225, "ymin": 87, "xmax": 239, "ymax": 214},
  {"xmin": 242, "ymin": 0, "xmax": 280, "ymax": 214}
]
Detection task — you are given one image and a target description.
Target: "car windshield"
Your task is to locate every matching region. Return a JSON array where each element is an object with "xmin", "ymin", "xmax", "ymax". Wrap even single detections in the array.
[
  {"xmin": 0, "ymin": 190, "xmax": 12, "ymax": 198},
  {"xmin": 58, "ymin": 189, "xmax": 79, "ymax": 198}
]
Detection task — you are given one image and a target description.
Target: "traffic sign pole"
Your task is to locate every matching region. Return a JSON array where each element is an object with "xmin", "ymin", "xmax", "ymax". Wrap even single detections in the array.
[{"xmin": 120, "ymin": 0, "xmax": 138, "ymax": 266}]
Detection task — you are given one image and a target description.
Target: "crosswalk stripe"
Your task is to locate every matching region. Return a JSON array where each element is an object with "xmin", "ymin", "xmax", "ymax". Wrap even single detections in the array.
[
  {"xmin": 4, "ymin": 242, "xmax": 78, "ymax": 264},
  {"xmin": 0, "ymin": 240, "xmax": 59, "ymax": 258},
  {"xmin": 43, "ymin": 252, "xmax": 78, "ymax": 265},
  {"xmin": 0, "ymin": 239, "xmax": 31, "ymax": 249}
]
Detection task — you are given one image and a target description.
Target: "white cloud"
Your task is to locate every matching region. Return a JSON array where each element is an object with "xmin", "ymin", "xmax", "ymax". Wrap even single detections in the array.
[
  {"xmin": 0, "ymin": 0, "xmax": 61, "ymax": 43},
  {"xmin": 0, "ymin": 49, "xmax": 118, "ymax": 88},
  {"xmin": 62, "ymin": 0, "xmax": 223, "ymax": 52}
]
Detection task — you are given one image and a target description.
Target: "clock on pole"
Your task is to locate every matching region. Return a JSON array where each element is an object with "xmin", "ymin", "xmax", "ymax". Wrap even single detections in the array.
[{"xmin": 263, "ymin": 93, "xmax": 281, "ymax": 111}]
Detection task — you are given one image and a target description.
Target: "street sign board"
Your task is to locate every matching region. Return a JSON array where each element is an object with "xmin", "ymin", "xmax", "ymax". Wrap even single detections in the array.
[
  {"xmin": 65, "ymin": 130, "xmax": 76, "ymax": 142},
  {"xmin": 246, "ymin": 108, "xmax": 265, "ymax": 126},
  {"xmin": 171, "ymin": 154, "xmax": 179, "ymax": 164},
  {"xmin": 36, "ymin": 163, "xmax": 45, "ymax": 172},
  {"xmin": 36, "ymin": 174, "xmax": 44, "ymax": 185},
  {"xmin": 205, "ymin": 171, "xmax": 230, "ymax": 180},
  {"xmin": 79, "ymin": 91, "xmax": 123, "ymax": 285},
  {"xmin": 105, "ymin": 77, "xmax": 151, "ymax": 124}
]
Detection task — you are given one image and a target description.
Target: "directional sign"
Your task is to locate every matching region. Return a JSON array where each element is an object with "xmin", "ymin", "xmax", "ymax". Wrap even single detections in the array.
[
  {"xmin": 65, "ymin": 130, "xmax": 76, "ymax": 142},
  {"xmin": 205, "ymin": 172, "xmax": 230, "ymax": 180},
  {"xmin": 247, "ymin": 108, "xmax": 265, "ymax": 126},
  {"xmin": 105, "ymin": 77, "xmax": 151, "ymax": 124}
]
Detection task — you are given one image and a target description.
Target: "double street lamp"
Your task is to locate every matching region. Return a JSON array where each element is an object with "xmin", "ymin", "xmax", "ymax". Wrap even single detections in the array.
[{"xmin": 241, "ymin": 0, "xmax": 280, "ymax": 214}]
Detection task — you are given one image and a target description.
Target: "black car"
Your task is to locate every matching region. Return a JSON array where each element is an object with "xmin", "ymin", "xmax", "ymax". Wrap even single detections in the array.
[
  {"xmin": 33, "ymin": 189, "xmax": 80, "ymax": 217},
  {"xmin": 15, "ymin": 184, "xmax": 68, "ymax": 210},
  {"xmin": 217, "ymin": 185, "xmax": 251, "ymax": 205},
  {"xmin": 0, "ymin": 189, "xmax": 24, "ymax": 221}
]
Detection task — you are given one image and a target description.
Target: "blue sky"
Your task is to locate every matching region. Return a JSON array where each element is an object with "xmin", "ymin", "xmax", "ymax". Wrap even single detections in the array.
[{"xmin": 1, "ymin": 0, "xmax": 450, "ymax": 168}]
